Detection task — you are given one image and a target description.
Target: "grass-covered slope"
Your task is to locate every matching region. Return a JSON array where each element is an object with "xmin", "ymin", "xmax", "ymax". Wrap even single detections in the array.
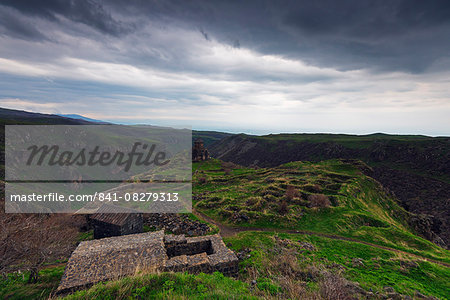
[
  {"xmin": 209, "ymin": 133, "xmax": 450, "ymax": 246},
  {"xmin": 63, "ymin": 272, "xmax": 255, "ymax": 300},
  {"xmin": 225, "ymin": 231, "xmax": 450, "ymax": 299},
  {"xmin": 193, "ymin": 159, "xmax": 449, "ymax": 263},
  {"xmin": 0, "ymin": 265, "xmax": 65, "ymax": 300}
]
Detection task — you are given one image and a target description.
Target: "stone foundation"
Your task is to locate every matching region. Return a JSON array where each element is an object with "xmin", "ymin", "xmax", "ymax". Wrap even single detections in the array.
[
  {"xmin": 163, "ymin": 234, "xmax": 238, "ymax": 276},
  {"xmin": 56, "ymin": 230, "xmax": 238, "ymax": 295}
]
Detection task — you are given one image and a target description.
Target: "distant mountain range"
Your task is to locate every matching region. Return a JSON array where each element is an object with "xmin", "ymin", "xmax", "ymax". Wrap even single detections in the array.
[
  {"xmin": 0, "ymin": 107, "xmax": 97, "ymax": 125},
  {"xmin": 57, "ymin": 114, "xmax": 110, "ymax": 124}
]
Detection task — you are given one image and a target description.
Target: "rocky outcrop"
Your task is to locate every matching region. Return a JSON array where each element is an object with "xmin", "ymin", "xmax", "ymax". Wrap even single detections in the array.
[
  {"xmin": 371, "ymin": 167, "xmax": 449, "ymax": 248},
  {"xmin": 408, "ymin": 214, "xmax": 446, "ymax": 249}
]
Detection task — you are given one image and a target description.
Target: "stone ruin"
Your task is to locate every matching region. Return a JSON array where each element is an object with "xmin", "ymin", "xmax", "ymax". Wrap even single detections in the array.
[
  {"xmin": 56, "ymin": 230, "xmax": 238, "ymax": 295},
  {"xmin": 90, "ymin": 204, "xmax": 143, "ymax": 239},
  {"xmin": 192, "ymin": 138, "xmax": 209, "ymax": 161}
]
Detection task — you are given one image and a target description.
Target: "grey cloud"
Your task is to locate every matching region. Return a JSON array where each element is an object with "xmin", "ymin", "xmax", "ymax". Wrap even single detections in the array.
[
  {"xmin": 0, "ymin": 7, "xmax": 49, "ymax": 40},
  {"xmin": 0, "ymin": 0, "xmax": 134, "ymax": 36}
]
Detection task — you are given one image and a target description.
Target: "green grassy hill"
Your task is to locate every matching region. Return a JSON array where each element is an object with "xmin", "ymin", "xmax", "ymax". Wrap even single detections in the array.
[
  {"xmin": 193, "ymin": 159, "xmax": 449, "ymax": 263},
  {"xmin": 191, "ymin": 158, "xmax": 450, "ymax": 298},
  {"xmin": 209, "ymin": 133, "xmax": 450, "ymax": 246}
]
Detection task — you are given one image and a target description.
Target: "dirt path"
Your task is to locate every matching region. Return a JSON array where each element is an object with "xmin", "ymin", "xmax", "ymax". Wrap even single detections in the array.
[{"xmin": 193, "ymin": 209, "xmax": 450, "ymax": 268}]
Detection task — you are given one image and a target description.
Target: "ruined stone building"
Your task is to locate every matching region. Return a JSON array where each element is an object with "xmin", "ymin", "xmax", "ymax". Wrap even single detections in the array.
[
  {"xmin": 192, "ymin": 138, "xmax": 210, "ymax": 161},
  {"xmin": 56, "ymin": 231, "xmax": 238, "ymax": 294},
  {"xmin": 90, "ymin": 204, "xmax": 143, "ymax": 239}
]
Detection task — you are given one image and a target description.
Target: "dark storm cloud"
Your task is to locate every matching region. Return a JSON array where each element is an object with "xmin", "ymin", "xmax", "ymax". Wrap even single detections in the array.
[
  {"xmin": 0, "ymin": 0, "xmax": 134, "ymax": 37},
  {"xmin": 279, "ymin": 0, "xmax": 450, "ymax": 72},
  {"xmin": 283, "ymin": 0, "xmax": 450, "ymax": 38},
  {"xmin": 108, "ymin": 0, "xmax": 450, "ymax": 73},
  {"xmin": 1, "ymin": 0, "xmax": 449, "ymax": 72}
]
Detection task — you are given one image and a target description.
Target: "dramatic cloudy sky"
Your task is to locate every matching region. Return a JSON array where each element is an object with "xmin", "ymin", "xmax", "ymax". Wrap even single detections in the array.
[{"xmin": 0, "ymin": 0, "xmax": 449, "ymax": 135}]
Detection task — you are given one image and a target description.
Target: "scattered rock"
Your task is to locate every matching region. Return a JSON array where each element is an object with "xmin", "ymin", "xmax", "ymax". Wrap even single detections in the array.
[
  {"xmin": 366, "ymin": 291, "xmax": 375, "ymax": 298},
  {"xmin": 231, "ymin": 212, "xmax": 249, "ymax": 222},
  {"xmin": 298, "ymin": 241, "xmax": 316, "ymax": 251},
  {"xmin": 372, "ymin": 263, "xmax": 381, "ymax": 270},
  {"xmin": 297, "ymin": 270, "xmax": 318, "ymax": 281},
  {"xmin": 352, "ymin": 258, "xmax": 365, "ymax": 267},
  {"xmin": 237, "ymin": 248, "xmax": 252, "ymax": 261},
  {"xmin": 327, "ymin": 262, "xmax": 346, "ymax": 271},
  {"xmin": 274, "ymin": 235, "xmax": 295, "ymax": 248},
  {"xmin": 383, "ymin": 286, "xmax": 395, "ymax": 293},
  {"xmin": 386, "ymin": 292, "xmax": 402, "ymax": 300},
  {"xmin": 414, "ymin": 291, "xmax": 428, "ymax": 299},
  {"xmin": 398, "ymin": 260, "xmax": 419, "ymax": 269},
  {"xmin": 345, "ymin": 281, "xmax": 367, "ymax": 295}
]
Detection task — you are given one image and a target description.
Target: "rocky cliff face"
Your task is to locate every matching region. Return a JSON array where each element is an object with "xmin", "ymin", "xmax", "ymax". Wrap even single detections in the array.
[
  {"xmin": 211, "ymin": 135, "xmax": 450, "ymax": 178},
  {"xmin": 210, "ymin": 134, "xmax": 450, "ymax": 247},
  {"xmin": 370, "ymin": 167, "xmax": 449, "ymax": 247}
]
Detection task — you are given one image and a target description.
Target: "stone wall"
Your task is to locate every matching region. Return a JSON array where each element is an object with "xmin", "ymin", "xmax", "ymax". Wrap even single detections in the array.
[
  {"xmin": 93, "ymin": 221, "xmax": 121, "ymax": 239},
  {"xmin": 163, "ymin": 234, "xmax": 238, "ymax": 276},
  {"xmin": 120, "ymin": 214, "xmax": 143, "ymax": 236},
  {"xmin": 92, "ymin": 213, "xmax": 143, "ymax": 239},
  {"xmin": 165, "ymin": 235, "xmax": 213, "ymax": 257},
  {"xmin": 57, "ymin": 230, "xmax": 167, "ymax": 295}
]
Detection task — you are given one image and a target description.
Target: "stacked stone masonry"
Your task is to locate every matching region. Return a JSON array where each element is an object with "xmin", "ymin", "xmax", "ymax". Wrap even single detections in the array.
[
  {"xmin": 57, "ymin": 230, "xmax": 238, "ymax": 294},
  {"xmin": 192, "ymin": 138, "xmax": 209, "ymax": 161},
  {"xmin": 89, "ymin": 204, "xmax": 144, "ymax": 239}
]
